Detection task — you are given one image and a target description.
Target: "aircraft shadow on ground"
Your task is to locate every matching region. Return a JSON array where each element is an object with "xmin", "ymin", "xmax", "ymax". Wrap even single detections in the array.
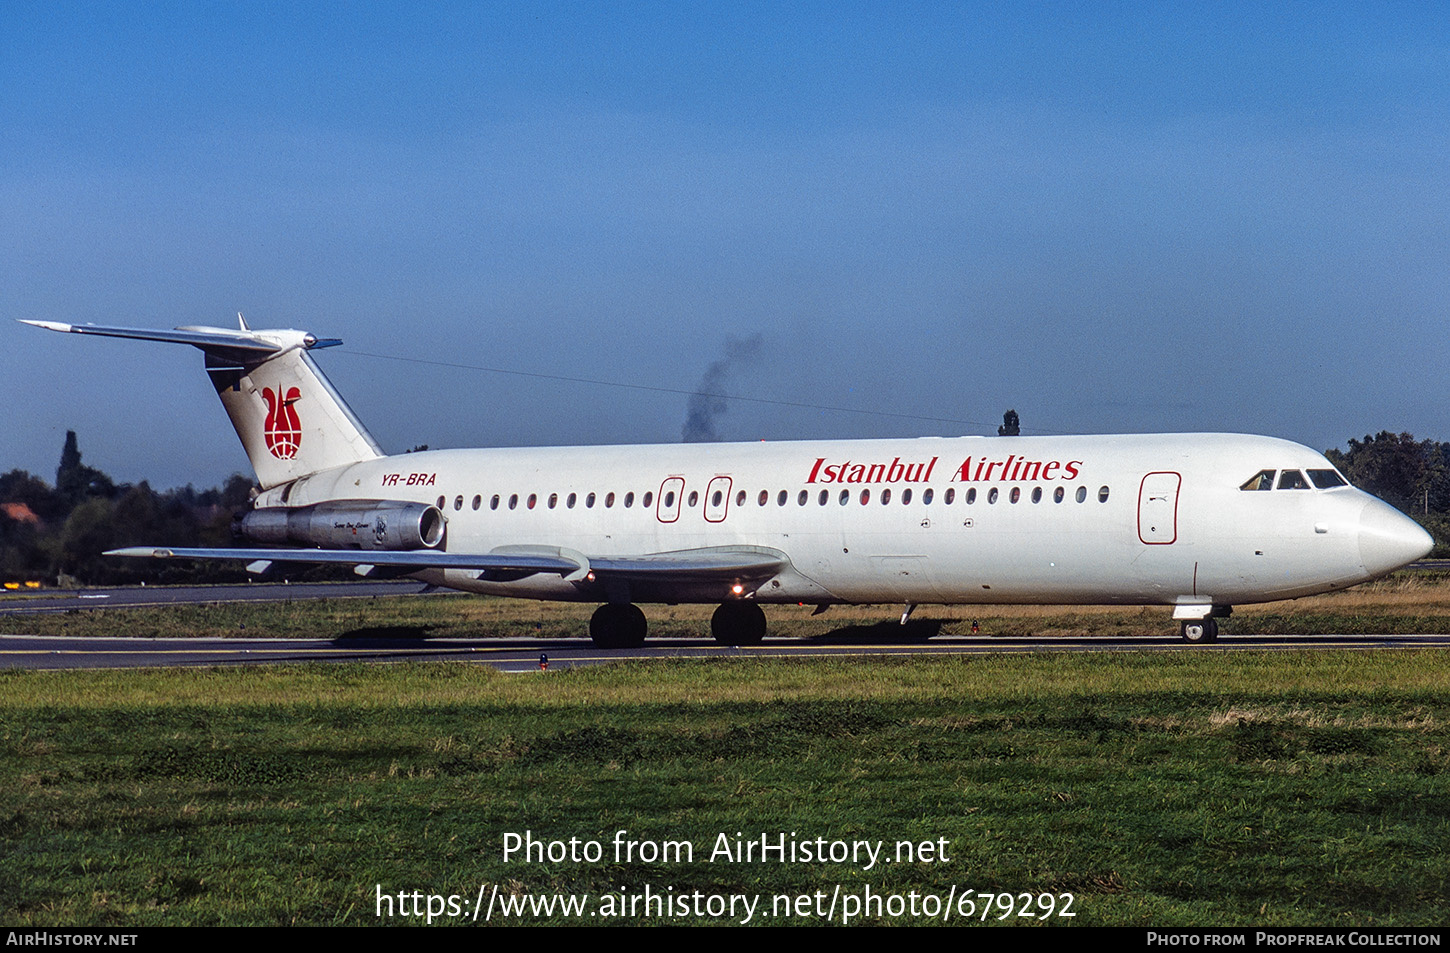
[
  {"xmin": 331, "ymin": 619, "xmax": 947, "ymax": 646},
  {"xmin": 334, "ymin": 625, "xmax": 438, "ymax": 642},
  {"xmin": 805, "ymin": 619, "xmax": 945, "ymax": 644}
]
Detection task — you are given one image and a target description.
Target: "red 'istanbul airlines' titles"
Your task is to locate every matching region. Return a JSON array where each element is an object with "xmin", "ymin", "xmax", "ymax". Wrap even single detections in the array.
[{"xmin": 804, "ymin": 455, "xmax": 1085, "ymax": 485}]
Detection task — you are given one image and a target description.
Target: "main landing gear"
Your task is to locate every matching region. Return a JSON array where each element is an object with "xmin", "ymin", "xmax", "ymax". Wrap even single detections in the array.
[
  {"xmin": 710, "ymin": 602, "xmax": 767, "ymax": 646},
  {"xmin": 589, "ymin": 603, "xmax": 647, "ymax": 649},
  {"xmin": 588, "ymin": 602, "xmax": 768, "ymax": 648}
]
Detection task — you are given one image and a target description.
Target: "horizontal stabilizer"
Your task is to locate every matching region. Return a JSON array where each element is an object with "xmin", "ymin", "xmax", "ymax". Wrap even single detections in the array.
[{"xmin": 19, "ymin": 320, "xmax": 341, "ymax": 358}]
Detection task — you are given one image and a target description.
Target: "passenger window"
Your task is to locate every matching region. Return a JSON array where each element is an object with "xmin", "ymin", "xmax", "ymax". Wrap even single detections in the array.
[
  {"xmin": 712, "ymin": 490, "xmax": 723, "ymax": 507},
  {"xmin": 1277, "ymin": 470, "xmax": 1311, "ymax": 490},
  {"xmin": 643, "ymin": 491, "xmax": 653, "ymax": 507},
  {"xmin": 437, "ymin": 496, "xmax": 446, "ymax": 509},
  {"xmin": 605, "ymin": 492, "xmax": 615, "ymax": 508},
  {"xmin": 567, "ymin": 492, "xmax": 577, "ymax": 508},
  {"xmin": 491, "ymin": 494, "xmax": 500, "ymax": 510},
  {"xmin": 1053, "ymin": 487, "xmax": 1064, "ymax": 503},
  {"xmin": 527, "ymin": 493, "xmax": 537, "ymax": 509},
  {"xmin": 1308, "ymin": 469, "xmax": 1347, "ymax": 489},
  {"xmin": 758, "ymin": 490, "xmax": 768, "ymax": 506},
  {"xmin": 881, "ymin": 488, "xmax": 892, "ymax": 505},
  {"xmin": 819, "ymin": 490, "xmax": 829, "ymax": 505},
  {"xmin": 624, "ymin": 492, "xmax": 634, "ymax": 507},
  {"xmin": 987, "ymin": 488, "xmax": 998, "ymax": 504},
  {"xmin": 586, "ymin": 492, "xmax": 596, "ymax": 508},
  {"xmin": 454, "ymin": 495, "xmax": 464, "ymax": 511},
  {"xmin": 798, "ymin": 490, "xmax": 808, "ymax": 506},
  {"xmin": 1098, "ymin": 486, "xmax": 1110, "ymax": 503},
  {"xmin": 944, "ymin": 488, "xmax": 955, "ymax": 504},
  {"xmin": 664, "ymin": 491, "xmax": 675, "ymax": 508},
  {"xmin": 860, "ymin": 489, "xmax": 871, "ymax": 505},
  {"xmin": 839, "ymin": 490, "xmax": 850, "ymax": 505},
  {"xmin": 472, "ymin": 495, "xmax": 481, "ymax": 511},
  {"xmin": 548, "ymin": 493, "xmax": 558, "ymax": 509},
  {"xmin": 966, "ymin": 488, "xmax": 977, "ymax": 504},
  {"xmin": 1076, "ymin": 486, "xmax": 1087, "ymax": 503},
  {"xmin": 1009, "ymin": 487, "xmax": 1020, "ymax": 503},
  {"xmin": 922, "ymin": 488, "xmax": 933, "ymax": 504},
  {"xmin": 902, "ymin": 488, "xmax": 913, "ymax": 505},
  {"xmin": 1240, "ymin": 469, "xmax": 1276, "ymax": 491},
  {"xmin": 736, "ymin": 490, "xmax": 746, "ymax": 506},
  {"xmin": 688, "ymin": 491, "xmax": 698, "ymax": 507},
  {"xmin": 508, "ymin": 494, "xmax": 518, "ymax": 510},
  {"xmin": 777, "ymin": 490, "xmax": 788, "ymax": 506},
  {"xmin": 1031, "ymin": 487, "xmax": 1042, "ymax": 503}
]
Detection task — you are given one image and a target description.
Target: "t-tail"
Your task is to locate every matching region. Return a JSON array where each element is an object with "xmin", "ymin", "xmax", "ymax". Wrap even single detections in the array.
[{"xmin": 21, "ymin": 316, "xmax": 384, "ymax": 489}]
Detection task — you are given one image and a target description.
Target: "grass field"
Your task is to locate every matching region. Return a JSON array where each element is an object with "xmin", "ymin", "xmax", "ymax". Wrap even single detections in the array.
[{"xmin": 3, "ymin": 577, "xmax": 1450, "ymax": 926}]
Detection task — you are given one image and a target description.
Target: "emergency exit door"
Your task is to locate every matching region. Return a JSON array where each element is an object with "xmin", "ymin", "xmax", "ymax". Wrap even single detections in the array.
[{"xmin": 1138, "ymin": 471, "xmax": 1181, "ymax": 544}]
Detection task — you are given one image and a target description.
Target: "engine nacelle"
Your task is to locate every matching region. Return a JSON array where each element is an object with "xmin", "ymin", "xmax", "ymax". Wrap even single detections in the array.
[{"xmin": 240, "ymin": 500, "xmax": 446, "ymax": 551}]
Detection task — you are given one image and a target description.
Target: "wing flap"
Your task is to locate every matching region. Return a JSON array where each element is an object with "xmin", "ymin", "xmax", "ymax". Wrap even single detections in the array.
[{"xmin": 590, "ymin": 549, "xmax": 787, "ymax": 580}]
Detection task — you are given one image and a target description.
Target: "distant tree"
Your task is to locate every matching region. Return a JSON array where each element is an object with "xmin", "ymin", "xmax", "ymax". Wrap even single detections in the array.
[
  {"xmin": 54, "ymin": 497, "xmax": 118, "ymax": 583},
  {"xmin": 1326, "ymin": 432, "xmax": 1430, "ymax": 514},
  {"xmin": 0, "ymin": 521, "xmax": 42, "ymax": 580},
  {"xmin": 54, "ymin": 431, "xmax": 115, "ymax": 506},
  {"xmin": 2, "ymin": 439, "xmax": 265, "ymax": 583},
  {"xmin": 0, "ymin": 470, "xmax": 64, "ymax": 522},
  {"xmin": 998, "ymin": 410, "xmax": 1020, "ymax": 437},
  {"xmin": 219, "ymin": 474, "xmax": 256, "ymax": 510}
]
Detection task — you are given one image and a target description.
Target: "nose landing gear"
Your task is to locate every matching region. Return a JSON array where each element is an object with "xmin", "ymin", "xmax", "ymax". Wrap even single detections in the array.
[{"xmin": 1179, "ymin": 619, "xmax": 1219, "ymax": 643}]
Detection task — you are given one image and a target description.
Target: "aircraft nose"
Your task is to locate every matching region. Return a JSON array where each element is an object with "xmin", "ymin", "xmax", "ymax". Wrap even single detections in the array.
[{"xmin": 1358, "ymin": 498, "xmax": 1433, "ymax": 577}]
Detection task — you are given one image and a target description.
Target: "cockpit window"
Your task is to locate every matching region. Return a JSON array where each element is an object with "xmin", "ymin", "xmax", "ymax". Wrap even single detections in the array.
[
  {"xmin": 1277, "ymin": 469, "xmax": 1311, "ymax": 490},
  {"xmin": 1240, "ymin": 469, "xmax": 1276, "ymax": 491},
  {"xmin": 1308, "ymin": 469, "xmax": 1348, "ymax": 489}
]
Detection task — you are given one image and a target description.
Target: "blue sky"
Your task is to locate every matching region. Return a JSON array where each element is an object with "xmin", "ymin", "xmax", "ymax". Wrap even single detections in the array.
[{"xmin": 3, "ymin": 2, "xmax": 1447, "ymax": 489}]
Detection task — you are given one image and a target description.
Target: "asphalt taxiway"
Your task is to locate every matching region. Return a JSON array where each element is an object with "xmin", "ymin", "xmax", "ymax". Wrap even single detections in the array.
[{"xmin": 5, "ymin": 632, "xmax": 1450, "ymax": 672}]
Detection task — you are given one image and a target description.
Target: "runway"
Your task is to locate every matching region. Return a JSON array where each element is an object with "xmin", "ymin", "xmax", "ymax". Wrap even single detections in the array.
[{"xmin": 5, "ymin": 632, "xmax": 1450, "ymax": 672}]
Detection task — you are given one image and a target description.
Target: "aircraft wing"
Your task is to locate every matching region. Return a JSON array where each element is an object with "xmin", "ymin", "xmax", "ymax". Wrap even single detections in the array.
[{"xmin": 105, "ymin": 545, "xmax": 790, "ymax": 589}]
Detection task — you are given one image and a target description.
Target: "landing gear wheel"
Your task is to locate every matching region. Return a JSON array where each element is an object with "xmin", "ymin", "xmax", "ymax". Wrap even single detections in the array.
[
  {"xmin": 1180, "ymin": 619, "xmax": 1219, "ymax": 644},
  {"xmin": 590, "ymin": 603, "xmax": 647, "ymax": 649},
  {"xmin": 711, "ymin": 602, "xmax": 767, "ymax": 646}
]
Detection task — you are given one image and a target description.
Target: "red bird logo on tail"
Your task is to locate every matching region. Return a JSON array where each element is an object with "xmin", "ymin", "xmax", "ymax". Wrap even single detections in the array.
[{"xmin": 262, "ymin": 386, "xmax": 302, "ymax": 459}]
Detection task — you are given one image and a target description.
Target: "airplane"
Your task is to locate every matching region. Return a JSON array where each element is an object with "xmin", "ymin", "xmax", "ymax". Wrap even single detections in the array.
[{"xmin": 22, "ymin": 317, "xmax": 1434, "ymax": 646}]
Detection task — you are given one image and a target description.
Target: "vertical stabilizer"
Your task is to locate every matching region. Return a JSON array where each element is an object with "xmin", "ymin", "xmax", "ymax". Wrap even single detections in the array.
[
  {"xmin": 207, "ymin": 344, "xmax": 384, "ymax": 489},
  {"xmin": 20, "ymin": 320, "xmax": 385, "ymax": 489}
]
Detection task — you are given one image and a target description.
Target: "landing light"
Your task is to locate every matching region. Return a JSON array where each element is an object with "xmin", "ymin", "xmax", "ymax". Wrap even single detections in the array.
[{"xmin": 731, "ymin": 583, "xmax": 744, "ymax": 595}]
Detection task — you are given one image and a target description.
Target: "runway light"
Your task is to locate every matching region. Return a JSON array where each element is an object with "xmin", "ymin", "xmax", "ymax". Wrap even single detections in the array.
[{"xmin": 539, "ymin": 653, "xmax": 549, "ymax": 671}]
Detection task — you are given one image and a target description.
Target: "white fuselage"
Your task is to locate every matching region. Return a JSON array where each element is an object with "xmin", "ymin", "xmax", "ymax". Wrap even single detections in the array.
[{"xmin": 255, "ymin": 432, "xmax": 1429, "ymax": 609}]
